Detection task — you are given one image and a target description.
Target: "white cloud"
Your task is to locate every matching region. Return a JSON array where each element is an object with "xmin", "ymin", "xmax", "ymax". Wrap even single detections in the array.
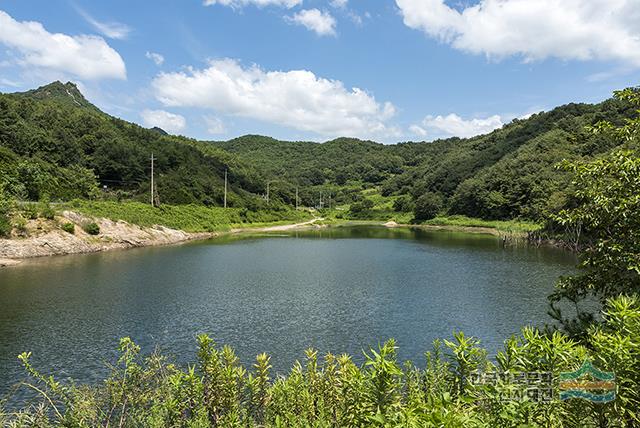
[
  {"xmin": 204, "ymin": 116, "xmax": 226, "ymax": 134},
  {"xmin": 330, "ymin": 0, "xmax": 348, "ymax": 8},
  {"xmin": 152, "ymin": 59, "xmax": 398, "ymax": 139},
  {"xmin": 396, "ymin": 0, "xmax": 640, "ymax": 67},
  {"xmin": 0, "ymin": 10, "xmax": 126, "ymax": 80},
  {"xmin": 141, "ymin": 109, "xmax": 186, "ymax": 134},
  {"xmin": 409, "ymin": 124, "xmax": 427, "ymax": 137},
  {"xmin": 146, "ymin": 51, "xmax": 165, "ymax": 66},
  {"xmin": 77, "ymin": 9, "xmax": 131, "ymax": 40},
  {"xmin": 411, "ymin": 114, "xmax": 504, "ymax": 139},
  {"xmin": 203, "ymin": 0, "xmax": 301, "ymax": 8},
  {"xmin": 286, "ymin": 9, "xmax": 337, "ymax": 36}
]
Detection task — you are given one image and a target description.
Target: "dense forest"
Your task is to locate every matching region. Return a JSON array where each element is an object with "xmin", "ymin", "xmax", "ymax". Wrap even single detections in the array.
[
  {"xmin": 0, "ymin": 81, "xmax": 638, "ymax": 226},
  {"xmin": 215, "ymin": 99, "xmax": 635, "ymax": 221},
  {"xmin": 0, "ymin": 82, "xmax": 264, "ymax": 208}
]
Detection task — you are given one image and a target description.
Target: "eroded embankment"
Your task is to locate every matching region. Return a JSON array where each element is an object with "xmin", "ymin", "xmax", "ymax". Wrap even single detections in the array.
[{"xmin": 0, "ymin": 210, "xmax": 214, "ymax": 266}]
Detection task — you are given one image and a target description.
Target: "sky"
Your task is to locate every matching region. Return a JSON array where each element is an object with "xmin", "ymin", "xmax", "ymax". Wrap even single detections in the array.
[{"xmin": 0, "ymin": 0, "xmax": 639, "ymax": 143}]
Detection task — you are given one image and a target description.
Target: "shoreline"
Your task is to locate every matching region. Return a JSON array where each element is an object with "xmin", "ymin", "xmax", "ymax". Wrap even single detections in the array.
[
  {"xmin": 0, "ymin": 214, "xmax": 326, "ymax": 267},
  {"xmin": 0, "ymin": 216, "xmax": 554, "ymax": 267}
]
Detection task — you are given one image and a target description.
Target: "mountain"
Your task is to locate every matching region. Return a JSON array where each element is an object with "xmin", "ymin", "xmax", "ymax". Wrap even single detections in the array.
[
  {"xmin": 0, "ymin": 81, "xmax": 637, "ymax": 221},
  {"xmin": 18, "ymin": 81, "xmax": 96, "ymax": 110},
  {"xmin": 0, "ymin": 82, "xmax": 261, "ymax": 206},
  {"xmin": 212, "ymin": 99, "xmax": 637, "ymax": 220}
]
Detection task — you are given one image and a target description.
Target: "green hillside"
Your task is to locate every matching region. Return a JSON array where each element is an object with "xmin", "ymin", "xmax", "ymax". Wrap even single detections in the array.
[
  {"xmin": 0, "ymin": 81, "xmax": 637, "ymax": 224},
  {"xmin": 213, "ymin": 98, "xmax": 637, "ymax": 221},
  {"xmin": 0, "ymin": 81, "xmax": 261, "ymax": 207}
]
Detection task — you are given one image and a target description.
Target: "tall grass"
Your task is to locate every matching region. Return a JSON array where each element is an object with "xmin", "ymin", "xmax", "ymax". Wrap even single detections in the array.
[{"xmin": 422, "ymin": 215, "xmax": 542, "ymax": 235}]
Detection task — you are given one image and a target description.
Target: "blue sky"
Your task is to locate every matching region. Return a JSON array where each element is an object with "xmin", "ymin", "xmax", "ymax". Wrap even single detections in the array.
[{"xmin": 0, "ymin": 0, "xmax": 639, "ymax": 143}]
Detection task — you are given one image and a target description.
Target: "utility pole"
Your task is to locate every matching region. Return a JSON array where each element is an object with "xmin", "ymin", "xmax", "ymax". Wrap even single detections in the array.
[
  {"xmin": 320, "ymin": 191, "xmax": 323, "ymax": 210},
  {"xmin": 224, "ymin": 168, "xmax": 228, "ymax": 208},
  {"xmin": 150, "ymin": 153, "xmax": 155, "ymax": 207},
  {"xmin": 295, "ymin": 186, "xmax": 299, "ymax": 210},
  {"xmin": 266, "ymin": 182, "xmax": 270, "ymax": 205}
]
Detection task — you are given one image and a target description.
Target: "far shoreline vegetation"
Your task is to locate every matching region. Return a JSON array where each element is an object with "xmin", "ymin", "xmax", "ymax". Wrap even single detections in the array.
[{"xmin": 0, "ymin": 84, "xmax": 639, "ymax": 426}]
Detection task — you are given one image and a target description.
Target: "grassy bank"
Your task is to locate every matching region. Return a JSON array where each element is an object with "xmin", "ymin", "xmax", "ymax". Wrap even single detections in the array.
[
  {"xmin": 62, "ymin": 200, "xmax": 312, "ymax": 233},
  {"xmin": 420, "ymin": 215, "xmax": 541, "ymax": 235}
]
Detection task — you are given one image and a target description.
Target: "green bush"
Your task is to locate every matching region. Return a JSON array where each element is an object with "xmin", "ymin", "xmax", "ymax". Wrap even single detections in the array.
[
  {"xmin": 414, "ymin": 192, "xmax": 443, "ymax": 221},
  {"xmin": 83, "ymin": 222, "xmax": 100, "ymax": 235},
  {"xmin": 392, "ymin": 194, "xmax": 414, "ymax": 212},
  {"xmin": 0, "ymin": 190, "xmax": 11, "ymax": 237},
  {"xmin": 22, "ymin": 204, "xmax": 39, "ymax": 220},
  {"xmin": 61, "ymin": 222, "xmax": 75, "ymax": 234},
  {"xmin": 38, "ymin": 197, "xmax": 56, "ymax": 220},
  {"xmin": 12, "ymin": 215, "xmax": 27, "ymax": 236},
  {"xmin": 0, "ymin": 215, "xmax": 10, "ymax": 237},
  {"xmin": 349, "ymin": 198, "xmax": 374, "ymax": 215}
]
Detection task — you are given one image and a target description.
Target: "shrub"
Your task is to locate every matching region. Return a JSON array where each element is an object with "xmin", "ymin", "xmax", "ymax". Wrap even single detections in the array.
[
  {"xmin": 414, "ymin": 192, "xmax": 443, "ymax": 221},
  {"xmin": 0, "ymin": 215, "xmax": 10, "ymax": 237},
  {"xmin": 22, "ymin": 204, "xmax": 39, "ymax": 220},
  {"xmin": 38, "ymin": 197, "xmax": 56, "ymax": 220},
  {"xmin": 349, "ymin": 198, "xmax": 374, "ymax": 215},
  {"xmin": 83, "ymin": 222, "xmax": 100, "ymax": 235},
  {"xmin": 0, "ymin": 190, "xmax": 11, "ymax": 237},
  {"xmin": 12, "ymin": 215, "xmax": 27, "ymax": 236},
  {"xmin": 61, "ymin": 223, "xmax": 75, "ymax": 234}
]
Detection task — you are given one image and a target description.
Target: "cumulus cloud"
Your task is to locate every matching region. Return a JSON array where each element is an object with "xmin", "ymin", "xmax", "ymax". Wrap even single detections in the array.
[
  {"xmin": 146, "ymin": 51, "xmax": 165, "ymax": 66},
  {"xmin": 0, "ymin": 10, "xmax": 126, "ymax": 80},
  {"xmin": 286, "ymin": 9, "xmax": 336, "ymax": 36},
  {"xmin": 395, "ymin": 0, "xmax": 640, "ymax": 67},
  {"xmin": 203, "ymin": 0, "xmax": 301, "ymax": 8},
  {"xmin": 77, "ymin": 9, "xmax": 131, "ymax": 40},
  {"xmin": 152, "ymin": 59, "xmax": 398, "ymax": 139},
  {"xmin": 141, "ymin": 109, "xmax": 186, "ymax": 134},
  {"xmin": 411, "ymin": 114, "xmax": 504, "ymax": 139},
  {"xmin": 409, "ymin": 124, "xmax": 428, "ymax": 137},
  {"xmin": 204, "ymin": 116, "xmax": 226, "ymax": 134}
]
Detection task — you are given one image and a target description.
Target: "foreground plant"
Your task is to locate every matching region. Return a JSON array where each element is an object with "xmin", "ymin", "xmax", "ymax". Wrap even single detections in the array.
[{"xmin": 2, "ymin": 295, "xmax": 638, "ymax": 427}]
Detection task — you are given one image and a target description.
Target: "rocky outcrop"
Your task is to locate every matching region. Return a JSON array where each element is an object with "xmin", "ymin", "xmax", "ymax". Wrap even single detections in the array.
[{"xmin": 0, "ymin": 211, "xmax": 214, "ymax": 263}]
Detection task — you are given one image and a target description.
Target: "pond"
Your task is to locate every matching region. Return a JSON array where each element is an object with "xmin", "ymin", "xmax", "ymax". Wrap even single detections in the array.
[{"xmin": 0, "ymin": 226, "xmax": 576, "ymax": 401}]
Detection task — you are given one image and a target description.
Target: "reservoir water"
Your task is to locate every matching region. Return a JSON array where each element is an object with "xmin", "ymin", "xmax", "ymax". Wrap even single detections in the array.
[{"xmin": 0, "ymin": 226, "xmax": 575, "ymax": 400}]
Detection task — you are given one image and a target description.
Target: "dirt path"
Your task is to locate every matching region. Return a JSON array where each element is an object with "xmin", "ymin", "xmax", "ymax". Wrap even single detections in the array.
[{"xmin": 230, "ymin": 217, "xmax": 324, "ymax": 233}]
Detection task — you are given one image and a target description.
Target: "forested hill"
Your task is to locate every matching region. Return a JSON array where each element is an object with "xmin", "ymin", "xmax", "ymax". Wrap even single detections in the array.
[
  {"xmin": 0, "ymin": 81, "xmax": 265, "ymax": 207},
  {"xmin": 215, "ymin": 97, "xmax": 637, "ymax": 221},
  {"xmin": 0, "ymin": 81, "xmax": 637, "ymax": 221}
]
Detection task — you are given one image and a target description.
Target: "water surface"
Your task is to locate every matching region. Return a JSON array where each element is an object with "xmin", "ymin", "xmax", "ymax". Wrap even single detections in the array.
[{"xmin": 0, "ymin": 226, "xmax": 575, "ymax": 401}]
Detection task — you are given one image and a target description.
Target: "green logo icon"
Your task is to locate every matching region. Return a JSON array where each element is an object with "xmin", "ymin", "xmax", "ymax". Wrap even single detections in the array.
[{"xmin": 559, "ymin": 360, "xmax": 615, "ymax": 403}]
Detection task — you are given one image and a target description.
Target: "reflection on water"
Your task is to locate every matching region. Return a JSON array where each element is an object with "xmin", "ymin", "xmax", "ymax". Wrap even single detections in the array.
[{"xmin": 0, "ymin": 226, "xmax": 575, "ymax": 404}]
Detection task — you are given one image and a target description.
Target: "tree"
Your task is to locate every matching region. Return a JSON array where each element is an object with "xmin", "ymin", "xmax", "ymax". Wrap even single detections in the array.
[
  {"xmin": 349, "ymin": 198, "xmax": 374, "ymax": 215},
  {"xmin": 392, "ymin": 195, "xmax": 413, "ymax": 213},
  {"xmin": 414, "ymin": 193, "xmax": 443, "ymax": 221},
  {"xmin": 0, "ymin": 184, "xmax": 12, "ymax": 237},
  {"xmin": 549, "ymin": 88, "xmax": 640, "ymax": 335}
]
